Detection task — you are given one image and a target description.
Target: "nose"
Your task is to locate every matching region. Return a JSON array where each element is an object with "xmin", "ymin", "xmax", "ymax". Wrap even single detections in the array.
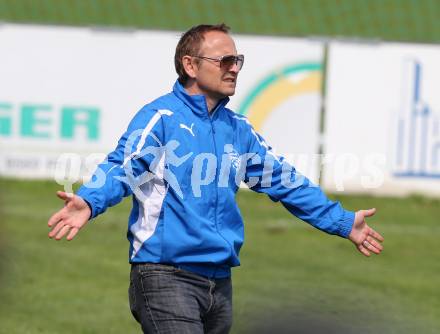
[{"xmin": 228, "ymin": 61, "xmax": 240, "ymax": 74}]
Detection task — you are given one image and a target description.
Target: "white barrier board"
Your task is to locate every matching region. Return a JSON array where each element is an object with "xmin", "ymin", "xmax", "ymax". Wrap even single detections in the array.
[{"xmin": 324, "ymin": 41, "xmax": 440, "ymax": 196}]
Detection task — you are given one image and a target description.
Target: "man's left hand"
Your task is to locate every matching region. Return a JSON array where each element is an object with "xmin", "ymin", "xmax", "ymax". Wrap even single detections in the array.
[{"xmin": 348, "ymin": 208, "xmax": 384, "ymax": 257}]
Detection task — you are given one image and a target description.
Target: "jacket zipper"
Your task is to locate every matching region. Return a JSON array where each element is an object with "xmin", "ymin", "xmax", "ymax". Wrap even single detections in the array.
[
  {"xmin": 208, "ymin": 104, "xmax": 234, "ymax": 266},
  {"xmin": 208, "ymin": 107, "xmax": 218, "ymax": 230}
]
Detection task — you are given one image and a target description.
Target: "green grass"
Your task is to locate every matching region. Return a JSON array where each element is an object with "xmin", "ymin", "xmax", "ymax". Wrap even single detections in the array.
[
  {"xmin": 0, "ymin": 0, "xmax": 439, "ymax": 43},
  {"xmin": 0, "ymin": 178, "xmax": 439, "ymax": 333}
]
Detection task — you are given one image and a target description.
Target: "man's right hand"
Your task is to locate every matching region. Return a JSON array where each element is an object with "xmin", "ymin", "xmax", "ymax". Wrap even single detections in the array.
[{"xmin": 48, "ymin": 191, "xmax": 91, "ymax": 241}]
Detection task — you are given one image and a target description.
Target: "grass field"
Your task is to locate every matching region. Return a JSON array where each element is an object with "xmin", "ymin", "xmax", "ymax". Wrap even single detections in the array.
[
  {"xmin": 0, "ymin": 178, "xmax": 439, "ymax": 333},
  {"xmin": 0, "ymin": 0, "xmax": 439, "ymax": 43}
]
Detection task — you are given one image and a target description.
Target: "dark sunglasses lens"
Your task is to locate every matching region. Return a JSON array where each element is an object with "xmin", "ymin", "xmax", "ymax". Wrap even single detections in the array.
[
  {"xmin": 220, "ymin": 56, "xmax": 236, "ymax": 68},
  {"xmin": 237, "ymin": 55, "xmax": 244, "ymax": 70},
  {"xmin": 221, "ymin": 55, "xmax": 244, "ymax": 70}
]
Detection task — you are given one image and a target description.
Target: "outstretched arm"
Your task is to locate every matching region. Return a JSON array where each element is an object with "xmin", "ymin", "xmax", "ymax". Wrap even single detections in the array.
[
  {"xmin": 48, "ymin": 191, "xmax": 91, "ymax": 241},
  {"xmin": 237, "ymin": 115, "xmax": 385, "ymax": 255},
  {"xmin": 46, "ymin": 106, "xmax": 171, "ymax": 241},
  {"xmin": 349, "ymin": 208, "xmax": 384, "ymax": 257}
]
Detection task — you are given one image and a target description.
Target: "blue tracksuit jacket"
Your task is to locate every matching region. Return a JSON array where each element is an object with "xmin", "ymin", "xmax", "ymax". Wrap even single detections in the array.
[{"xmin": 77, "ymin": 80, "xmax": 354, "ymax": 278}]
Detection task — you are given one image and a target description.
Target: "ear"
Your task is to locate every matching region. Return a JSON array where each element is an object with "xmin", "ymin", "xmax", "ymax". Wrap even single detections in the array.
[{"xmin": 182, "ymin": 55, "xmax": 197, "ymax": 79}]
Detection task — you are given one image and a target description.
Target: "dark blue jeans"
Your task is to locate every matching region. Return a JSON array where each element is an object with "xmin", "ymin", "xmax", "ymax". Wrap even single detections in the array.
[{"xmin": 129, "ymin": 263, "xmax": 233, "ymax": 334}]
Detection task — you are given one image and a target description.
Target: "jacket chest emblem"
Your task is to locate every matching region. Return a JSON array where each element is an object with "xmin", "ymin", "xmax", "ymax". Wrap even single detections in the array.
[
  {"xmin": 225, "ymin": 144, "xmax": 241, "ymax": 171},
  {"xmin": 179, "ymin": 122, "xmax": 195, "ymax": 137}
]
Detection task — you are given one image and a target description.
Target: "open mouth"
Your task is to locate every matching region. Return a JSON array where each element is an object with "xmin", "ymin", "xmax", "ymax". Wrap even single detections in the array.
[{"xmin": 224, "ymin": 78, "xmax": 236, "ymax": 83}]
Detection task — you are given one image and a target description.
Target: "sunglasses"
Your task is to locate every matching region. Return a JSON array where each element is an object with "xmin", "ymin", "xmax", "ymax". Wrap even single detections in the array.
[{"xmin": 193, "ymin": 54, "xmax": 244, "ymax": 71}]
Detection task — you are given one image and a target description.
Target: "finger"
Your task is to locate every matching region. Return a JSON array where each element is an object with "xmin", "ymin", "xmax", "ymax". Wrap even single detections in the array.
[
  {"xmin": 362, "ymin": 208, "xmax": 376, "ymax": 218},
  {"xmin": 369, "ymin": 229, "xmax": 384, "ymax": 242},
  {"xmin": 66, "ymin": 227, "xmax": 79, "ymax": 241},
  {"xmin": 49, "ymin": 221, "xmax": 66, "ymax": 238},
  {"xmin": 48, "ymin": 211, "xmax": 63, "ymax": 227},
  {"xmin": 357, "ymin": 244, "xmax": 371, "ymax": 257},
  {"xmin": 367, "ymin": 236, "xmax": 383, "ymax": 251},
  {"xmin": 55, "ymin": 225, "xmax": 71, "ymax": 240},
  {"xmin": 56, "ymin": 191, "xmax": 74, "ymax": 201},
  {"xmin": 363, "ymin": 239, "xmax": 381, "ymax": 254}
]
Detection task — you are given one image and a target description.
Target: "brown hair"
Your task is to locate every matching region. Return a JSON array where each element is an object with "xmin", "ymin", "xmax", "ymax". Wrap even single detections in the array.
[{"xmin": 175, "ymin": 23, "xmax": 230, "ymax": 85}]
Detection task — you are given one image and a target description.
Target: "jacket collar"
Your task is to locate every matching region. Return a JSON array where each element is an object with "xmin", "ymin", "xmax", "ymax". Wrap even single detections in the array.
[{"xmin": 172, "ymin": 80, "xmax": 230, "ymax": 118}]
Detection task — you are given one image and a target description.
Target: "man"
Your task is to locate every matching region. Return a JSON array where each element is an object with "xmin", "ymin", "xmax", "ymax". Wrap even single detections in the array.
[{"xmin": 48, "ymin": 24, "xmax": 384, "ymax": 334}]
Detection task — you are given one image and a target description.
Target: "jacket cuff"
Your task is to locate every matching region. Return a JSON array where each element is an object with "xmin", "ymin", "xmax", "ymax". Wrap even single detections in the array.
[
  {"xmin": 76, "ymin": 188, "xmax": 97, "ymax": 220},
  {"xmin": 337, "ymin": 210, "xmax": 355, "ymax": 238}
]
